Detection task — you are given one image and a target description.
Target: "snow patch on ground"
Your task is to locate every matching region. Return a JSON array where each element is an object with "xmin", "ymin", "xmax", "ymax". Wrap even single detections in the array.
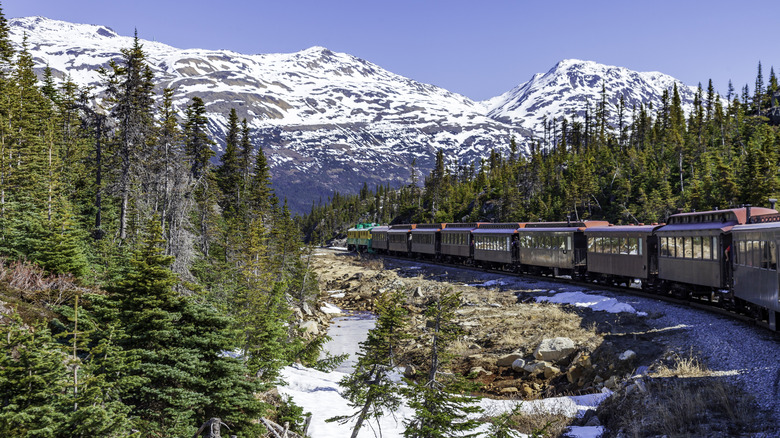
[
  {"xmin": 467, "ymin": 279, "xmax": 507, "ymax": 288},
  {"xmin": 320, "ymin": 302, "xmax": 343, "ymax": 314},
  {"xmin": 537, "ymin": 291, "xmax": 647, "ymax": 316},
  {"xmin": 279, "ymin": 310, "xmax": 609, "ymax": 438}
]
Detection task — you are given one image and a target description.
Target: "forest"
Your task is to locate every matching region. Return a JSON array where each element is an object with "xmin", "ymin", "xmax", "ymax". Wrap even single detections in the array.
[
  {"xmin": 0, "ymin": 5, "xmax": 328, "ymax": 437},
  {"xmin": 301, "ymin": 66, "xmax": 780, "ymax": 242}
]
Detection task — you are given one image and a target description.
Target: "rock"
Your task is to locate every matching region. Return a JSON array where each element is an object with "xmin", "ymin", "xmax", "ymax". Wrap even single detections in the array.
[
  {"xmin": 500, "ymin": 387, "xmax": 518, "ymax": 394},
  {"xmin": 633, "ymin": 378, "xmax": 647, "ymax": 393},
  {"xmin": 593, "ymin": 375, "xmax": 604, "ymax": 384},
  {"xmin": 533, "ymin": 337, "xmax": 577, "ymax": 363},
  {"xmin": 619, "ymin": 350, "xmax": 637, "ymax": 361},
  {"xmin": 585, "ymin": 415, "xmax": 601, "ymax": 427},
  {"xmin": 497, "ymin": 353, "xmax": 524, "ymax": 367},
  {"xmin": 403, "ymin": 365, "xmax": 417, "ymax": 378},
  {"xmin": 468, "ymin": 343, "xmax": 481, "ymax": 350},
  {"xmin": 511, "ymin": 358, "xmax": 526, "ymax": 372},
  {"xmin": 543, "ymin": 365, "xmax": 561, "ymax": 379},
  {"xmin": 413, "ymin": 286, "xmax": 424, "ymax": 298},
  {"xmin": 299, "ymin": 320, "xmax": 319, "ymax": 335},
  {"xmin": 566, "ymin": 365, "xmax": 585, "ymax": 384},
  {"xmin": 523, "ymin": 361, "xmax": 550, "ymax": 375},
  {"xmin": 522, "ymin": 384, "xmax": 535, "ymax": 398},
  {"xmin": 469, "ymin": 366, "xmax": 493, "ymax": 376},
  {"xmin": 302, "ymin": 302, "xmax": 313, "ymax": 316},
  {"xmin": 605, "ymin": 375, "xmax": 619, "ymax": 390}
]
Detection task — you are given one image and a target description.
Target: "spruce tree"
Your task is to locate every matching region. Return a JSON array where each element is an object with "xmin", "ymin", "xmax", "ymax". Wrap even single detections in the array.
[
  {"xmin": 329, "ymin": 288, "xmax": 409, "ymax": 438},
  {"xmin": 403, "ymin": 288, "xmax": 482, "ymax": 438}
]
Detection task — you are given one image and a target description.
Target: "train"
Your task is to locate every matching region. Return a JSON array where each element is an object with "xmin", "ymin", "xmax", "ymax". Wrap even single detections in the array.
[{"xmin": 348, "ymin": 206, "xmax": 780, "ymax": 331}]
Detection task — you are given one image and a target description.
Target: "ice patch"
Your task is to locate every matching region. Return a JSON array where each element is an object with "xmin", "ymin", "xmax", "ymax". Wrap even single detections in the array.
[
  {"xmin": 537, "ymin": 291, "xmax": 647, "ymax": 316},
  {"xmin": 467, "ymin": 279, "xmax": 507, "ymax": 287},
  {"xmin": 320, "ymin": 302, "xmax": 343, "ymax": 314}
]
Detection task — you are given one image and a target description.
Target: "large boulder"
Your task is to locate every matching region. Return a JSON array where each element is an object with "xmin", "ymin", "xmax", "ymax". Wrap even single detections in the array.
[{"xmin": 533, "ymin": 337, "xmax": 576, "ymax": 362}]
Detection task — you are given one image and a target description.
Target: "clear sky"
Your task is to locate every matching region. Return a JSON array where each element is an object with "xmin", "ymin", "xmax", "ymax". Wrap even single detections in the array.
[{"xmin": 5, "ymin": 0, "xmax": 779, "ymax": 101}]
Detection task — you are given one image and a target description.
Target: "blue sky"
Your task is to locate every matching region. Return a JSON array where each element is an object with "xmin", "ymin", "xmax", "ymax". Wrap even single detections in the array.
[{"xmin": 5, "ymin": 0, "xmax": 779, "ymax": 101}]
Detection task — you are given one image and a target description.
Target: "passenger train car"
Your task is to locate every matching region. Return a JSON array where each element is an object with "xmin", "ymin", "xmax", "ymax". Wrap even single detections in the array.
[{"xmin": 353, "ymin": 206, "xmax": 780, "ymax": 330}]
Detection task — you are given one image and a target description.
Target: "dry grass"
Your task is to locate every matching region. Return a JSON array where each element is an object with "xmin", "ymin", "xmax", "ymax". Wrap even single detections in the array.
[
  {"xmin": 487, "ymin": 303, "xmax": 601, "ymax": 355},
  {"xmin": 597, "ymin": 353, "xmax": 767, "ymax": 437},
  {"xmin": 482, "ymin": 402, "xmax": 572, "ymax": 437},
  {"xmin": 653, "ymin": 350, "xmax": 711, "ymax": 378}
]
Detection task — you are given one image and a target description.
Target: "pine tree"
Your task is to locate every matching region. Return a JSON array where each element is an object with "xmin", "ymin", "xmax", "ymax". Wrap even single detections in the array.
[
  {"xmin": 217, "ymin": 108, "xmax": 242, "ymax": 219},
  {"xmin": 108, "ymin": 217, "xmax": 264, "ymax": 436},
  {"xmin": 101, "ymin": 31, "xmax": 156, "ymax": 240},
  {"xmin": 403, "ymin": 288, "xmax": 482, "ymax": 438},
  {"xmin": 0, "ymin": 317, "xmax": 70, "ymax": 437},
  {"xmin": 329, "ymin": 288, "xmax": 409, "ymax": 438},
  {"xmin": 183, "ymin": 96, "xmax": 214, "ymax": 181}
]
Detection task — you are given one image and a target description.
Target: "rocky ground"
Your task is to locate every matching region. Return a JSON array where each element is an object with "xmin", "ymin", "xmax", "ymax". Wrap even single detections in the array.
[{"xmin": 303, "ymin": 249, "xmax": 780, "ymax": 437}]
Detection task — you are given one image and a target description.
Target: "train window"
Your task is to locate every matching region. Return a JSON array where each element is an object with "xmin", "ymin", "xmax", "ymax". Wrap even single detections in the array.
[
  {"xmin": 747, "ymin": 241, "xmax": 755, "ymax": 267},
  {"xmin": 588, "ymin": 237, "xmax": 595, "ymax": 252},
  {"xmin": 693, "ymin": 237, "xmax": 702, "ymax": 259},
  {"xmin": 683, "ymin": 237, "xmax": 693, "ymax": 258},
  {"xmin": 702, "ymin": 236, "xmax": 711, "ymax": 260},
  {"xmin": 638, "ymin": 238, "xmax": 643, "ymax": 256},
  {"xmin": 660, "ymin": 237, "xmax": 669, "ymax": 257},
  {"xmin": 762, "ymin": 241, "xmax": 771, "ymax": 270},
  {"xmin": 712, "ymin": 237, "xmax": 718, "ymax": 260},
  {"xmin": 737, "ymin": 240, "xmax": 745, "ymax": 265},
  {"xmin": 620, "ymin": 237, "xmax": 629, "ymax": 255},
  {"xmin": 628, "ymin": 238, "xmax": 638, "ymax": 255},
  {"xmin": 770, "ymin": 241, "xmax": 778, "ymax": 271}
]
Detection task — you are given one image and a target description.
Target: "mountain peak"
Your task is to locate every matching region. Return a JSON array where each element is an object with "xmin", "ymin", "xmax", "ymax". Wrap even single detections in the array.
[{"xmin": 487, "ymin": 59, "xmax": 698, "ymax": 135}]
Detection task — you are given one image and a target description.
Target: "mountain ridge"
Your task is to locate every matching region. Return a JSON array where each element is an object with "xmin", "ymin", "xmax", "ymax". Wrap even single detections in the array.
[{"xmin": 9, "ymin": 16, "xmax": 700, "ymax": 213}]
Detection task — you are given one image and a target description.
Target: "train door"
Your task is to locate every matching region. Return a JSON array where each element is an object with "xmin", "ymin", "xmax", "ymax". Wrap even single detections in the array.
[
  {"xmin": 722, "ymin": 232, "xmax": 732, "ymax": 289},
  {"xmin": 647, "ymin": 235, "xmax": 659, "ymax": 275}
]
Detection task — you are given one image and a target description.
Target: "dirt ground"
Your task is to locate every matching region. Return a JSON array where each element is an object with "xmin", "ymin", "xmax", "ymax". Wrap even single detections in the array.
[{"xmin": 310, "ymin": 249, "xmax": 661, "ymax": 400}]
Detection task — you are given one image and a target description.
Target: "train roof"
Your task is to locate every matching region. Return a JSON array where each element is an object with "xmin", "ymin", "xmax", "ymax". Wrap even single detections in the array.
[
  {"xmin": 370, "ymin": 226, "xmax": 390, "ymax": 232},
  {"xmin": 732, "ymin": 221, "xmax": 780, "ymax": 232},
  {"xmin": 518, "ymin": 220, "xmax": 611, "ymax": 233},
  {"xmin": 441, "ymin": 222, "xmax": 485, "ymax": 231},
  {"xmin": 585, "ymin": 224, "xmax": 664, "ymax": 234},
  {"xmin": 411, "ymin": 223, "xmax": 446, "ymax": 233},
  {"xmin": 472, "ymin": 227, "xmax": 521, "ymax": 234},
  {"xmin": 665, "ymin": 207, "xmax": 777, "ymax": 226},
  {"xmin": 657, "ymin": 222, "xmax": 738, "ymax": 232}
]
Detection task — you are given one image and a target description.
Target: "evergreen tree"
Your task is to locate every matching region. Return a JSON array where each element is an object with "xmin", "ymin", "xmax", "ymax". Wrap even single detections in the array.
[
  {"xmin": 403, "ymin": 288, "xmax": 482, "ymax": 438},
  {"xmin": 101, "ymin": 31, "xmax": 156, "ymax": 240},
  {"xmin": 0, "ymin": 317, "xmax": 70, "ymax": 437},
  {"xmin": 217, "ymin": 108, "xmax": 242, "ymax": 219},
  {"xmin": 330, "ymin": 288, "xmax": 409, "ymax": 438},
  {"xmin": 108, "ymin": 218, "xmax": 264, "ymax": 436},
  {"xmin": 183, "ymin": 96, "xmax": 214, "ymax": 180}
]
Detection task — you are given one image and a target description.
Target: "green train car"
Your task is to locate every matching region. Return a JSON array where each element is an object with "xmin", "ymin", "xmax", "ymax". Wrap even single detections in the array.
[{"xmin": 346, "ymin": 223, "xmax": 378, "ymax": 252}]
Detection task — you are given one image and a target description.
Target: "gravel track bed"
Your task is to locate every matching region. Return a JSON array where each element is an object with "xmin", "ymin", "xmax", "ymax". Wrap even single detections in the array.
[{"xmin": 625, "ymin": 293, "xmax": 780, "ymax": 424}]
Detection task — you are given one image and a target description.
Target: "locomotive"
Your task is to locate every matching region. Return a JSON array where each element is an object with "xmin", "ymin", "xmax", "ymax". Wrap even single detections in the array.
[{"xmin": 355, "ymin": 206, "xmax": 780, "ymax": 331}]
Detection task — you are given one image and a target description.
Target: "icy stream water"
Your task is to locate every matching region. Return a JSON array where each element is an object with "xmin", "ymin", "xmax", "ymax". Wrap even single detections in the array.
[{"xmin": 320, "ymin": 311, "xmax": 376, "ymax": 373}]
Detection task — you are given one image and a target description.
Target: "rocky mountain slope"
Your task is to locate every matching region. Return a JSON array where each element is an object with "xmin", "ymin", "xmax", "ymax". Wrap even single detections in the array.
[
  {"xmin": 484, "ymin": 59, "xmax": 699, "ymax": 137},
  {"xmin": 10, "ymin": 16, "xmax": 528, "ymax": 212},
  {"xmin": 10, "ymin": 17, "xmax": 699, "ymax": 213}
]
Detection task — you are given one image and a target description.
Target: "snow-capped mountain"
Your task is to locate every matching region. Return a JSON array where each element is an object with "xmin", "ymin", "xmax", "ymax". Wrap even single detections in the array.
[
  {"xmin": 484, "ymin": 59, "xmax": 699, "ymax": 137},
  {"xmin": 10, "ymin": 17, "xmax": 702, "ymax": 213},
  {"xmin": 10, "ymin": 16, "xmax": 528, "ymax": 212}
]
